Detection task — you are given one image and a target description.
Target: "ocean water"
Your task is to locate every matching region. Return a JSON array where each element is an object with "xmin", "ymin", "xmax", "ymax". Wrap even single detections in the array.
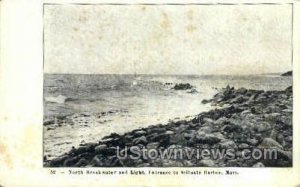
[{"xmin": 43, "ymin": 74, "xmax": 292, "ymax": 158}]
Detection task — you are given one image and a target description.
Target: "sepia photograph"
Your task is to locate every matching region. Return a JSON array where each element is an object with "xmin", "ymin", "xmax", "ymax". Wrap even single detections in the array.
[{"xmin": 43, "ymin": 4, "xmax": 293, "ymax": 167}]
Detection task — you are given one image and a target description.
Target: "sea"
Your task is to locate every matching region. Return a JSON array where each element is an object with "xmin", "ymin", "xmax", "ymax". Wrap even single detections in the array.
[{"xmin": 43, "ymin": 74, "xmax": 292, "ymax": 158}]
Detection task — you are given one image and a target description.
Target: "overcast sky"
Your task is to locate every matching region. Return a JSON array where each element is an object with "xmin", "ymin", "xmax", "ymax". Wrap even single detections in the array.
[{"xmin": 44, "ymin": 4, "xmax": 292, "ymax": 75}]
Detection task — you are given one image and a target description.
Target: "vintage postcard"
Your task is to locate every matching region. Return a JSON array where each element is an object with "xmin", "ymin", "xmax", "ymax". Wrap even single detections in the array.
[
  {"xmin": 0, "ymin": 0, "xmax": 300, "ymax": 186},
  {"xmin": 43, "ymin": 4, "xmax": 293, "ymax": 168}
]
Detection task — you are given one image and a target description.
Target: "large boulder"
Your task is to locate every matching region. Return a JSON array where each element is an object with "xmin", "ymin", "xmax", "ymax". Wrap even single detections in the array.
[
  {"xmin": 252, "ymin": 162, "xmax": 265, "ymax": 167},
  {"xmin": 198, "ymin": 159, "xmax": 216, "ymax": 167},
  {"xmin": 258, "ymin": 138, "xmax": 283, "ymax": 149},
  {"xmin": 195, "ymin": 131, "xmax": 223, "ymax": 145},
  {"xmin": 255, "ymin": 122, "xmax": 272, "ymax": 133},
  {"xmin": 95, "ymin": 144, "xmax": 107, "ymax": 153},
  {"xmin": 173, "ymin": 83, "xmax": 193, "ymax": 90}
]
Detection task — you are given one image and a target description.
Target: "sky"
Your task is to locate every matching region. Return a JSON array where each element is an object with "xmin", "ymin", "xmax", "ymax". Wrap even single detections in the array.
[{"xmin": 44, "ymin": 4, "xmax": 292, "ymax": 75}]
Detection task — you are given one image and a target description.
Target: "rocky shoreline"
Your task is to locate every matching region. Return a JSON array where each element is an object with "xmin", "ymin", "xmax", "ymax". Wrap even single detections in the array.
[{"xmin": 44, "ymin": 85, "xmax": 292, "ymax": 167}]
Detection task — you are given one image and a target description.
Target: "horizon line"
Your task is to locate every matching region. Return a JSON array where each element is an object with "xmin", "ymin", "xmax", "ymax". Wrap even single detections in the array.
[{"xmin": 43, "ymin": 71, "xmax": 291, "ymax": 76}]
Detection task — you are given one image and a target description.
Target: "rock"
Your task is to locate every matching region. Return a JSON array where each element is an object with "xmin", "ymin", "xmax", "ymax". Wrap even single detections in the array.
[
  {"xmin": 202, "ymin": 117, "xmax": 214, "ymax": 124},
  {"xmin": 81, "ymin": 112, "xmax": 91, "ymax": 117},
  {"xmin": 280, "ymin": 116, "xmax": 292, "ymax": 126},
  {"xmin": 84, "ymin": 143, "xmax": 98, "ymax": 151},
  {"xmin": 49, "ymin": 155, "xmax": 69, "ymax": 167},
  {"xmin": 152, "ymin": 133, "xmax": 169, "ymax": 141},
  {"xmin": 198, "ymin": 126, "xmax": 214, "ymax": 133},
  {"xmin": 226, "ymin": 159, "xmax": 238, "ymax": 167},
  {"xmin": 258, "ymin": 138, "xmax": 283, "ymax": 149},
  {"xmin": 125, "ymin": 134, "xmax": 134, "ymax": 141},
  {"xmin": 276, "ymin": 134, "xmax": 285, "ymax": 144},
  {"xmin": 230, "ymin": 95, "xmax": 248, "ymax": 104},
  {"xmin": 134, "ymin": 159, "xmax": 144, "ymax": 165},
  {"xmin": 214, "ymin": 117, "xmax": 228, "ymax": 126},
  {"xmin": 183, "ymin": 132, "xmax": 194, "ymax": 141},
  {"xmin": 63, "ymin": 157, "xmax": 80, "ymax": 167},
  {"xmin": 150, "ymin": 127, "xmax": 166, "ymax": 134},
  {"xmin": 220, "ymin": 85, "xmax": 235, "ymax": 101},
  {"xmin": 196, "ymin": 131, "xmax": 222, "ymax": 145},
  {"xmin": 285, "ymin": 136, "xmax": 292, "ymax": 143},
  {"xmin": 134, "ymin": 130, "xmax": 147, "ymax": 136},
  {"xmin": 165, "ymin": 130, "xmax": 174, "ymax": 135},
  {"xmin": 255, "ymin": 122, "xmax": 271, "ymax": 132},
  {"xmin": 152, "ymin": 133, "xmax": 170, "ymax": 146},
  {"xmin": 261, "ymin": 149, "xmax": 292, "ymax": 167},
  {"xmin": 73, "ymin": 146, "xmax": 89, "ymax": 155},
  {"xmin": 119, "ymin": 155, "xmax": 138, "ymax": 167},
  {"xmin": 162, "ymin": 160, "xmax": 184, "ymax": 167},
  {"xmin": 146, "ymin": 132, "xmax": 159, "ymax": 141},
  {"xmin": 282, "ymin": 109, "xmax": 292, "ymax": 113},
  {"xmin": 235, "ymin": 87, "xmax": 247, "ymax": 95},
  {"xmin": 253, "ymin": 162, "xmax": 265, "ymax": 167},
  {"xmin": 133, "ymin": 136, "xmax": 148, "ymax": 145},
  {"xmin": 182, "ymin": 160, "xmax": 194, "ymax": 167},
  {"xmin": 265, "ymin": 105, "xmax": 281, "ymax": 113},
  {"xmin": 241, "ymin": 110, "xmax": 251, "ymax": 117},
  {"xmin": 74, "ymin": 158, "xmax": 88, "ymax": 167},
  {"xmin": 95, "ymin": 144, "xmax": 107, "ymax": 153},
  {"xmin": 137, "ymin": 163, "xmax": 151, "ymax": 167},
  {"xmin": 103, "ymin": 156, "xmax": 123, "ymax": 167},
  {"xmin": 146, "ymin": 142, "xmax": 160, "ymax": 150},
  {"xmin": 90, "ymin": 155, "xmax": 104, "ymax": 166},
  {"xmin": 173, "ymin": 83, "xmax": 193, "ymax": 90},
  {"xmin": 102, "ymin": 133, "xmax": 121, "ymax": 140},
  {"xmin": 221, "ymin": 124, "xmax": 242, "ymax": 133},
  {"xmin": 247, "ymin": 138, "xmax": 259, "ymax": 146},
  {"xmin": 198, "ymin": 159, "xmax": 216, "ymax": 167},
  {"xmin": 277, "ymin": 150, "xmax": 292, "ymax": 160},
  {"xmin": 238, "ymin": 143, "xmax": 250, "ymax": 149},
  {"xmin": 285, "ymin": 86, "xmax": 292, "ymax": 94},
  {"xmin": 170, "ymin": 133, "xmax": 186, "ymax": 145},
  {"xmin": 44, "ymin": 119, "xmax": 54, "ymax": 126},
  {"xmin": 202, "ymin": 99, "xmax": 210, "ymax": 104},
  {"xmin": 100, "ymin": 147, "xmax": 118, "ymax": 156},
  {"xmin": 270, "ymin": 129, "xmax": 278, "ymax": 140},
  {"xmin": 167, "ymin": 144, "xmax": 181, "ymax": 150},
  {"xmin": 219, "ymin": 140, "xmax": 237, "ymax": 149},
  {"xmin": 213, "ymin": 132, "xmax": 225, "ymax": 141},
  {"xmin": 100, "ymin": 138, "xmax": 113, "ymax": 143}
]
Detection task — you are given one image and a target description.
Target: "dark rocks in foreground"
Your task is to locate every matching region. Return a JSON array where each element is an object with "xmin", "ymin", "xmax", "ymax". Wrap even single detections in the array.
[
  {"xmin": 281, "ymin": 71, "xmax": 292, "ymax": 76},
  {"xmin": 45, "ymin": 85, "xmax": 293, "ymax": 167}
]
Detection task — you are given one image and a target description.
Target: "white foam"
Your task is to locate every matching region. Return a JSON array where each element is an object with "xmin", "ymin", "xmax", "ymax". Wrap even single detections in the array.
[{"xmin": 45, "ymin": 95, "xmax": 68, "ymax": 104}]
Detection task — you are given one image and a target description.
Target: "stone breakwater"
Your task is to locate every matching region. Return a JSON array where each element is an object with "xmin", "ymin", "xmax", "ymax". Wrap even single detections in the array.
[{"xmin": 44, "ymin": 86, "xmax": 293, "ymax": 167}]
